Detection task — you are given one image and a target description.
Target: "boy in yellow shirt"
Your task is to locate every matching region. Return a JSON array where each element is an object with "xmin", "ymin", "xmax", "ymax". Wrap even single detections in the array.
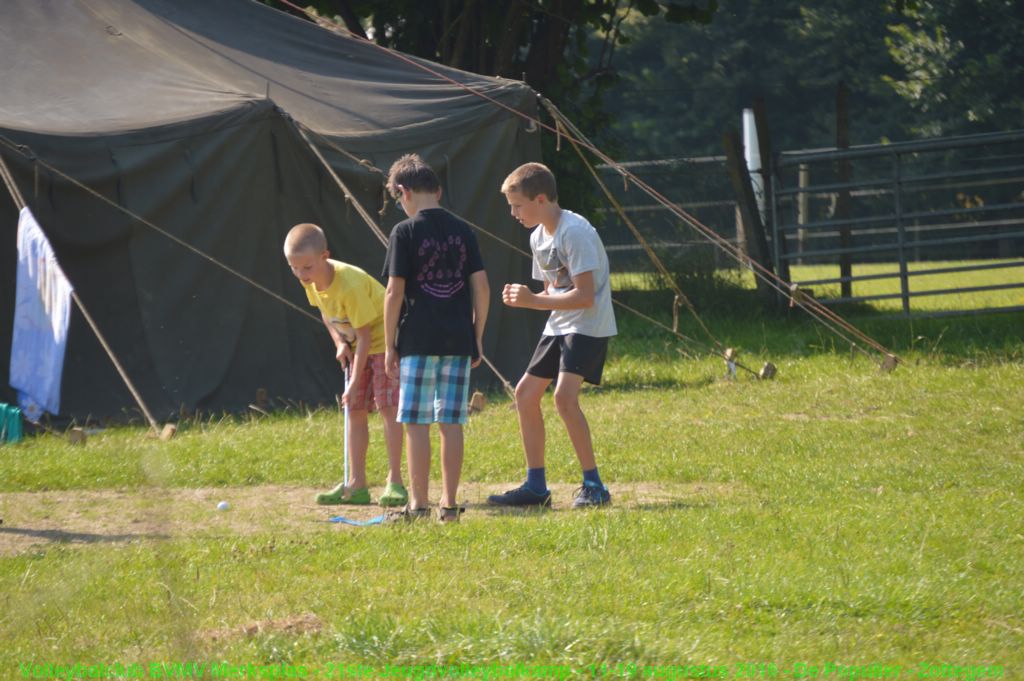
[{"xmin": 284, "ymin": 223, "xmax": 406, "ymax": 507}]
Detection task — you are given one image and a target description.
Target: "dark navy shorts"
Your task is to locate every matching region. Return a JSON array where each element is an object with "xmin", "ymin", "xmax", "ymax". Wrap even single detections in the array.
[{"xmin": 525, "ymin": 333, "xmax": 609, "ymax": 385}]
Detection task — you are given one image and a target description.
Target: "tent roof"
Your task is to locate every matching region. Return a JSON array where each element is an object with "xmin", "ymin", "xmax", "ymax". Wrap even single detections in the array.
[
  {"xmin": 0, "ymin": 0, "xmax": 531, "ymax": 138},
  {"xmin": 0, "ymin": 0, "xmax": 543, "ymax": 420}
]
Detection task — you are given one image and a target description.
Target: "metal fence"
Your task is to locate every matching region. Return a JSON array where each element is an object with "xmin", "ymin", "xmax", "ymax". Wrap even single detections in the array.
[
  {"xmin": 595, "ymin": 156, "xmax": 739, "ymax": 276},
  {"xmin": 770, "ymin": 129, "xmax": 1024, "ymax": 316}
]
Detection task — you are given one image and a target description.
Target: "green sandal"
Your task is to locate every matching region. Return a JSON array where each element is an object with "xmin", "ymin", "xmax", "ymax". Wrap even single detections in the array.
[
  {"xmin": 315, "ymin": 483, "xmax": 371, "ymax": 505},
  {"xmin": 378, "ymin": 482, "xmax": 409, "ymax": 508}
]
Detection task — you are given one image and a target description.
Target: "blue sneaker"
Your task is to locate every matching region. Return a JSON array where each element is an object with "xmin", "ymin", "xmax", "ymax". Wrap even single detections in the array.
[
  {"xmin": 572, "ymin": 481, "xmax": 611, "ymax": 508},
  {"xmin": 487, "ymin": 484, "xmax": 552, "ymax": 507}
]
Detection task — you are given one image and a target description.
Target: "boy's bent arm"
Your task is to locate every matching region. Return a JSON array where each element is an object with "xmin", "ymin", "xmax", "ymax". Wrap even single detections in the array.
[
  {"xmin": 383, "ymin": 276, "xmax": 405, "ymax": 378},
  {"xmin": 347, "ymin": 325, "xmax": 372, "ymax": 393},
  {"xmin": 322, "ymin": 313, "xmax": 352, "ymax": 365},
  {"xmin": 503, "ymin": 271, "xmax": 596, "ymax": 311},
  {"xmin": 469, "ymin": 270, "xmax": 490, "ymax": 368}
]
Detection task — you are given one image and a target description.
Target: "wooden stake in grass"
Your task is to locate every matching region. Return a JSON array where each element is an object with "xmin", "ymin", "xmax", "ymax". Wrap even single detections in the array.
[
  {"xmin": 724, "ymin": 348, "xmax": 739, "ymax": 380},
  {"xmin": 789, "ymin": 283, "xmax": 815, "ymax": 308},
  {"xmin": 68, "ymin": 427, "xmax": 87, "ymax": 446},
  {"xmin": 469, "ymin": 391, "xmax": 487, "ymax": 415}
]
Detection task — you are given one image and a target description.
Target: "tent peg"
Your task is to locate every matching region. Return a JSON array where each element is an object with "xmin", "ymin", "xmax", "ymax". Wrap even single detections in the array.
[{"xmin": 879, "ymin": 354, "xmax": 899, "ymax": 373}]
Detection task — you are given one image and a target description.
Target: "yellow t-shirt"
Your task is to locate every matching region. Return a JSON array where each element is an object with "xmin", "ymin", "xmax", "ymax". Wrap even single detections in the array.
[{"xmin": 304, "ymin": 260, "xmax": 387, "ymax": 355}]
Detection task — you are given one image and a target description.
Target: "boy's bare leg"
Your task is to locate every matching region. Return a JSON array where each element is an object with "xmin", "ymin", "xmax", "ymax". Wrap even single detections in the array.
[
  {"xmin": 552, "ymin": 372, "xmax": 596, "ymax": 471},
  {"xmin": 405, "ymin": 423, "xmax": 431, "ymax": 509},
  {"xmin": 514, "ymin": 374, "xmax": 552, "ymax": 469},
  {"xmin": 438, "ymin": 423, "xmax": 463, "ymax": 508},
  {"xmin": 379, "ymin": 405, "xmax": 404, "ymax": 485},
  {"xmin": 347, "ymin": 408, "xmax": 370, "ymax": 489}
]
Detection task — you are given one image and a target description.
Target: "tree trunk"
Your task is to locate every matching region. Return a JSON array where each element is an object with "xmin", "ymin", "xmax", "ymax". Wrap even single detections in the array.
[
  {"xmin": 523, "ymin": 0, "xmax": 581, "ymax": 92},
  {"xmin": 326, "ymin": 0, "xmax": 368, "ymax": 39},
  {"xmin": 449, "ymin": 0, "xmax": 476, "ymax": 72},
  {"xmin": 494, "ymin": 0, "xmax": 526, "ymax": 77}
]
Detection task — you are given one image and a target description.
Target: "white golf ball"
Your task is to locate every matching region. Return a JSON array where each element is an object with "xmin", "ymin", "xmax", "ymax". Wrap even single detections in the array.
[{"xmin": 216, "ymin": 500, "xmax": 230, "ymax": 511}]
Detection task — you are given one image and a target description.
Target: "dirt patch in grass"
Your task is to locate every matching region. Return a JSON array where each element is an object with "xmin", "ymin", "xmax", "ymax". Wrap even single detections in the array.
[
  {"xmin": 199, "ymin": 612, "xmax": 324, "ymax": 643},
  {"xmin": 0, "ymin": 481, "xmax": 748, "ymax": 556}
]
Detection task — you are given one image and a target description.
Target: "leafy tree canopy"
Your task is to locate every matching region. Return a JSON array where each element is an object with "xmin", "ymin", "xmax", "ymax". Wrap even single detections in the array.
[
  {"xmin": 885, "ymin": 0, "xmax": 1024, "ymax": 137},
  {"xmin": 265, "ymin": 1, "xmax": 716, "ymax": 212},
  {"xmin": 266, "ymin": 1, "xmax": 1024, "ymax": 210},
  {"xmin": 599, "ymin": 0, "xmax": 1024, "ymax": 159}
]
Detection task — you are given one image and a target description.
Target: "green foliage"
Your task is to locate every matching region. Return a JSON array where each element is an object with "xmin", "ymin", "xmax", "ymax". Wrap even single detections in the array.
[
  {"xmin": 599, "ymin": 0, "xmax": 1024, "ymax": 160},
  {"xmin": 598, "ymin": 0, "xmax": 914, "ymax": 159},
  {"xmin": 263, "ymin": 1, "xmax": 715, "ymax": 214},
  {"xmin": 885, "ymin": 0, "xmax": 1024, "ymax": 136},
  {"xmin": 265, "ymin": 1, "xmax": 1024, "ymax": 216},
  {"xmin": 278, "ymin": 1, "xmax": 707, "ymax": 99}
]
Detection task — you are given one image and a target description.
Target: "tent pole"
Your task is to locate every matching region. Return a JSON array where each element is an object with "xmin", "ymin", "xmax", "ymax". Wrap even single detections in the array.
[
  {"xmin": 69, "ymin": 291, "xmax": 161, "ymax": 435},
  {"xmin": 293, "ymin": 124, "xmax": 389, "ymax": 246},
  {"xmin": 0, "ymin": 149, "xmax": 26, "ymax": 209}
]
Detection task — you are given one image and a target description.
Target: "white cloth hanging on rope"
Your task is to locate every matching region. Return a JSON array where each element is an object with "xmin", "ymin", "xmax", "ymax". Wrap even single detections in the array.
[{"xmin": 9, "ymin": 207, "xmax": 73, "ymax": 422}]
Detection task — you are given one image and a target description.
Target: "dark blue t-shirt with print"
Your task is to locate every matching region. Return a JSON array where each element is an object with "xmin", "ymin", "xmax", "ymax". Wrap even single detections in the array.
[{"xmin": 383, "ymin": 208, "xmax": 485, "ymax": 358}]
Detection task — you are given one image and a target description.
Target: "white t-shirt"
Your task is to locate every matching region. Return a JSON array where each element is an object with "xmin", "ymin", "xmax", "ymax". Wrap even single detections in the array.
[{"xmin": 530, "ymin": 209, "xmax": 617, "ymax": 338}]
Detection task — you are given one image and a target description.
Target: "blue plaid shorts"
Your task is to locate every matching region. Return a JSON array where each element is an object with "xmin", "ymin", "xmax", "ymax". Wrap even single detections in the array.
[{"xmin": 398, "ymin": 355, "xmax": 472, "ymax": 425}]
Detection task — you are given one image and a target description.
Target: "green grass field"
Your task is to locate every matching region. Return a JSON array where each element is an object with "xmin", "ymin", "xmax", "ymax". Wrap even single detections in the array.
[{"xmin": 1, "ymin": 264, "xmax": 1022, "ymax": 679}]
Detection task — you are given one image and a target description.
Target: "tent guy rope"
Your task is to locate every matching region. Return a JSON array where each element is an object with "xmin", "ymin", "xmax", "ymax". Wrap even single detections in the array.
[
  {"xmin": 291, "ymin": 126, "xmax": 517, "ymax": 398},
  {"xmin": 275, "ymin": 0, "xmax": 900, "ymax": 371},
  {"xmin": 0, "ymin": 130, "xmax": 520, "ymax": 401}
]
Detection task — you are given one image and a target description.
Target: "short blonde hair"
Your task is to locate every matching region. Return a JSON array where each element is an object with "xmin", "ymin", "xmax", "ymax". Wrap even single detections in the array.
[
  {"xmin": 501, "ymin": 162, "xmax": 558, "ymax": 201},
  {"xmin": 284, "ymin": 223, "xmax": 327, "ymax": 256}
]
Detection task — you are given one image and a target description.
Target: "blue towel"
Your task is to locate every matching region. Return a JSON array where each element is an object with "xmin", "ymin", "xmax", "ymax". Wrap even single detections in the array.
[{"xmin": 9, "ymin": 208, "xmax": 73, "ymax": 422}]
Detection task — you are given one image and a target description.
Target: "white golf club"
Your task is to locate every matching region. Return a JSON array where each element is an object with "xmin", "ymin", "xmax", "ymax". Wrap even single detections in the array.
[{"xmin": 342, "ymin": 365, "xmax": 350, "ymax": 492}]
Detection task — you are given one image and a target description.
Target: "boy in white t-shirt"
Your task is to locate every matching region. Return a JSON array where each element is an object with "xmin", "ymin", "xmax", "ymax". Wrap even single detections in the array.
[{"xmin": 489, "ymin": 162, "xmax": 617, "ymax": 509}]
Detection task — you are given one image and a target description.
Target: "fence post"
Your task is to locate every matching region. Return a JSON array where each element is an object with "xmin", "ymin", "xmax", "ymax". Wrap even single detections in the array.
[
  {"xmin": 734, "ymin": 204, "xmax": 747, "ymax": 266},
  {"xmin": 893, "ymin": 153, "xmax": 910, "ymax": 315},
  {"xmin": 754, "ymin": 97, "xmax": 788, "ymax": 283},
  {"xmin": 723, "ymin": 128, "xmax": 775, "ymax": 303},
  {"xmin": 836, "ymin": 81, "xmax": 852, "ymax": 299},
  {"xmin": 797, "ymin": 163, "xmax": 809, "ymax": 264}
]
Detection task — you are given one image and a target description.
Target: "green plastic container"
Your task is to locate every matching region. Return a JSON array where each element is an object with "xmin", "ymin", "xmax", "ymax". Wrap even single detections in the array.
[{"xmin": 1, "ymin": 403, "xmax": 24, "ymax": 444}]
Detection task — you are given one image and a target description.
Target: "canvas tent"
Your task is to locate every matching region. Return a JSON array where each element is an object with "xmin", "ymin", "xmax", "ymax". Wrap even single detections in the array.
[{"xmin": 0, "ymin": 0, "xmax": 542, "ymax": 422}]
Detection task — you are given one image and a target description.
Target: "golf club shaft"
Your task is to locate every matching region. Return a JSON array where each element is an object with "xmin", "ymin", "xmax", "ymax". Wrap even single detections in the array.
[{"xmin": 343, "ymin": 365, "xmax": 349, "ymax": 487}]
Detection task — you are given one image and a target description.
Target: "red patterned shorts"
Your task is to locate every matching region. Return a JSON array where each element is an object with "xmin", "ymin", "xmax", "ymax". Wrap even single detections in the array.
[{"xmin": 347, "ymin": 353, "xmax": 400, "ymax": 412}]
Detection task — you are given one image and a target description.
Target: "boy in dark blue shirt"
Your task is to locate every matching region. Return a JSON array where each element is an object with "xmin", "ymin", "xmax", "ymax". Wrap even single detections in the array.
[{"xmin": 382, "ymin": 154, "xmax": 490, "ymax": 522}]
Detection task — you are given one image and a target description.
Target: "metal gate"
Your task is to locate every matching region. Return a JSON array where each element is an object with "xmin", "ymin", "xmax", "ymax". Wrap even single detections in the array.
[{"xmin": 770, "ymin": 130, "xmax": 1024, "ymax": 317}]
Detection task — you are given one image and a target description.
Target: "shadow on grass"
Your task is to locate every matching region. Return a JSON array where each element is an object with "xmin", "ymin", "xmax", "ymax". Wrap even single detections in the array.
[
  {"xmin": 465, "ymin": 499, "xmax": 722, "ymax": 516},
  {"xmin": 592, "ymin": 376, "xmax": 718, "ymax": 394},
  {"xmin": 630, "ymin": 500, "xmax": 720, "ymax": 512},
  {"xmin": 0, "ymin": 525, "xmax": 168, "ymax": 547},
  {"xmin": 465, "ymin": 504, "xmax": 552, "ymax": 518}
]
